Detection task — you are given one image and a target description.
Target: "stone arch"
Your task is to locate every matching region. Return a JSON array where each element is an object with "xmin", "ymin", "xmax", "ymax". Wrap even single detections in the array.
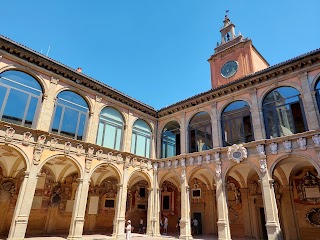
[
  {"xmin": 223, "ymin": 161, "xmax": 262, "ymax": 184},
  {"xmin": 39, "ymin": 154, "xmax": 83, "ymax": 179},
  {"xmin": 97, "ymin": 104, "xmax": 127, "ymax": 126},
  {"xmin": 0, "ymin": 143, "xmax": 31, "ymax": 173},
  {"xmin": 270, "ymin": 153, "xmax": 320, "ymax": 178},
  {"xmin": 217, "ymin": 97, "xmax": 253, "ymax": 119},
  {"xmin": 186, "ymin": 110, "xmax": 212, "ymax": 127},
  {"xmin": 131, "ymin": 118, "xmax": 154, "ymax": 134},
  {"xmin": 187, "ymin": 166, "xmax": 215, "ymax": 190},
  {"xmin": 128, "ymin": 169, "xmax": 152, "ymax": 187},
  {"xmin": 54, "ymin": 86, "xmax": 94, "ymax": 113},
  {"xmin": 258, "ymin": 83, "xmax": 303, "ymax": 109},
  {"xmin": 89, "ymin": 162, "xmax": 122, "ymax": 183},
  {"xmin": 159, "ymin": 117, "xmax": 182, "ymax": 132},
  {"xmin": 159, "ymin": 170, "xmax": 181, "ymax": 187},
  {"xmin": 0, "ymin": 65, "xmax": 49, "ymax": 95},
  {"xmin": 310, "ymin": 71, "xmax": 320, "ymax": 90}
]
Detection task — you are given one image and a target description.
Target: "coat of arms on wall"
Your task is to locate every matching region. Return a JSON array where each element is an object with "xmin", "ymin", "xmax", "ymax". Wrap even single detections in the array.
[
  {"xmin": 306, "ymin": 208, "xmax": 320, "ymax": 227},
  {"xmin": 294, "ymin": 171, "xmax": 320, "ymax": 204},
  {"xmin": 227, "ymin": 144, "xmax": 247, "ymax": 163}
]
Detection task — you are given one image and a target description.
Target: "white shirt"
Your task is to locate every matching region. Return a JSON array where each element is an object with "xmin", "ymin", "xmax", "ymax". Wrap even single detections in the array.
[
  {"xmin": 193, "ymin": 219, "xmax": 198, "ymax": 226},
  {"xmin": 140, "ymin": 219, "xmax": 143, "ymax": 224}
]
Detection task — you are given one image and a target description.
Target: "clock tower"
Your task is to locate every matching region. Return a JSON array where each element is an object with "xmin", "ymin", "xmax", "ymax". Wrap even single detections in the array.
[{"xmin": 208, "ymin": 14, "xmax": 269, "ymax": 89}]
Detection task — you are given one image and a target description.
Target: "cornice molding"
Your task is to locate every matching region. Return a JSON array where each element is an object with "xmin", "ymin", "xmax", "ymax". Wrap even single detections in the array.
[{"xmin": 0, "ymin": 36, "xmax": 157, "ymax": 117}]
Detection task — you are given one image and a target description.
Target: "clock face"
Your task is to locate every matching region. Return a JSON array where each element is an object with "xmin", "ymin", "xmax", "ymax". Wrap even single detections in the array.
[{"xmin": 221, "ymin": 61, "xmax": 238, "ymax": 78}]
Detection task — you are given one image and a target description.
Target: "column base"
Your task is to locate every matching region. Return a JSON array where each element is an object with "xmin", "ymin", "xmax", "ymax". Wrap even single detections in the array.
[
  {"xmin": 67, "ymin": 236, "xmax": 82, "ymax": 240},
  {"xmin": 266, "ymin": 222, "xmax": 282, "ymax": 240}
]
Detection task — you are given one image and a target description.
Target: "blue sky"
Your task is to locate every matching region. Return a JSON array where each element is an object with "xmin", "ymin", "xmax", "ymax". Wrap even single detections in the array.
[{"xmin": 2, "ymin": 1, "xmax": 319, "ymax": 110}]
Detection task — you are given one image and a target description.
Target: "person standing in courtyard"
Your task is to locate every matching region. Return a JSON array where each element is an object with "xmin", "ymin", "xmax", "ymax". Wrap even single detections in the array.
[
  {"xmin": 176, "ymin": 217, "xmax": 181, "ymax": 236},
  {"xmin": 163, "ymin": 215, "xmax": 168, "ymax": 234},
  {"xmin": 126, "ymin": 220, "xmax": 134, "ymax": 240},
  {"xmin": 139, "ymin": 217, "xmax": 144, "ymax": 233},
  {"xmin": 192, "ymin": 218, "xmax": 199, "ymax": 235}
]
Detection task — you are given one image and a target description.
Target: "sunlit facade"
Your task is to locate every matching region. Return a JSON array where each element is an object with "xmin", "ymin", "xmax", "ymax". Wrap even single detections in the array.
[{"xmin": 0, "ymin": 16, "xmax": 320, "ymax": 240}]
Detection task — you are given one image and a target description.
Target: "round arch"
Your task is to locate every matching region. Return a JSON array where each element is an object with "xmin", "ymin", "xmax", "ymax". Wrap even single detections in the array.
[
  {"xmin": 217, "ymin": 97, "xmax": 253, "ymax": 118},
  {"xmin": 186, "ymin": 110, "xmax": 212, "ymax": 127},
  {"xmin": 97, "ymin": 105, "xmax": 127, "ymax": 125},
  {"xmin": 159, "ymin": 117, "xmax": 182, "ymax": 132},
  {"xmin": 131, "ymin": 118, "xmax": 154, "ymax": 134},
  {"xmin": 127, "ymin": 169, "xmax": 152, "ymax": 187},
  {"xmin": 258, "ymin": 83, "xmax": 303, "ymax": 109},
  {"xmin": 0, "ymin": 65, "xmax": 48, "ymax": 95},
  {"xmin": 0, "ymin": 143, "xmax": 31, "ymax": 173},
  {"xmin": 89, "ymin": 162, "xmax": 122, "ymax": 182},
  {"xmin": 39, "ymin": 154, "xmax": 84, "ymax": 179},
  {"xmin": 187, "ymin": 166, "xmax": 216, "ymax": 190},
  {"xmin": 310, "ymin": 71, "xmax": 320, "ymax": 90},
  {"xmin": 159, "ymin": 170, "xmax": 181, "ymax": 187}
]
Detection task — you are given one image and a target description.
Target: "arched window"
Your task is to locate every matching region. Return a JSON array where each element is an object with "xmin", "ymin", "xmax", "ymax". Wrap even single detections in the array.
[
  {"xmin": 131, "ymin": 119, "xmax": 151, "ymax": 157},
  {"xmin": 315, "ymin": 79, "xmax": 320, "ymax": 113},
  {"xmin": 51, "ymin": 91, "xmax": 89, "ymax": 140},
  {"xmin": 222, "ymin": 101, "xmax": 253, "ymax": 146},
  {"xmin": 161, "ymin": 121, "xmax": 180, "ymax": 158},
  {"xmin": 0, "ymin": 70, "xmax": 42, "ymax": 127},
  {"xmin": 188, "ymin": 112, "xmax": 212, "ymax": 153},
  {"xmin": 96, "ymin": 107, "xmax": 124, "ymax": 150},
  {"xmin": 262, "ymin": 87, "xmax": 307, "ymax": 138}
]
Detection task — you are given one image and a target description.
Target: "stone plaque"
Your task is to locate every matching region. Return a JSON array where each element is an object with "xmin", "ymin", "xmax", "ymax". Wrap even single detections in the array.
[
  {"xmin": 32, "ymin": 196, "xmax": 43, "ymax": 209},
  {"xmin": 305, "ymin": 187, "xmax": 320, "ymax": 198},
  {"xmin": 65, "ymin": 200, "xmax": 74, "ymax": 212},
  {"xmin": 88, "ymin": 196, "xmax": 99, "ymax": 215}
]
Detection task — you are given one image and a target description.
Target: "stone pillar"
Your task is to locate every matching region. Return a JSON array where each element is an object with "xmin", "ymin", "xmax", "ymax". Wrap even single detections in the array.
[
  {"xmin": 113, "ymin": 166, "xmax": 129, "ymax": 239},
  {"xmin": 152, "ymin": 168, "xmax": 160, "ymax": 236},
  {"xmin": 123, "ymin": 112, "xmax": 134, "ymax": 153},
  {"xmin": 85, "ymin": 96, "xmax": 102, "ymax": 144},
  {"xmin": 37, "ymin": 77, "xmax": 59, "ymax": 131},
  {"xmin": 215, "ymin": 177, "xmax": 231, "ymax": 240},
  {"xmin": 146, "ymin": 187, "xmax": 154, "ymax": 235},
  {"xmin": 211, "ymin": 189, "xmax": 218, "ymax": 234},
  {"xmin": 280, "ymin": 186, "xmax": 299, "ymax": 240},
  {"xmin": 300, "ymin": 72, "xmax": 320, "ymax": 130},
  {"xmin": 250, "ymin": 88, "xmax": 264, "ymax": 140},
  {"xmin": 240, "ymin": 188, "xmax": 253, "ymax": 237},
  {"xmin": 211, "ymin": 102, "xmax": 221, "ymax": 147},
  {"xmin": 260, "ymin": 173, "xmax": 282, "ymax": 240},
  {"xmin": 180, "ymin": 169, "xmax": 192, "ymax": 239},
  {"xmin": 67, "ymin": 173, "xmax": 90, "ymax": 240},
  {"xmin": 7, "ymin": 170, "xmax": 39, "ymax": 240},
  {"xmin": 180, "ymin": 112, "xmax": 187, "ymax": 154}
]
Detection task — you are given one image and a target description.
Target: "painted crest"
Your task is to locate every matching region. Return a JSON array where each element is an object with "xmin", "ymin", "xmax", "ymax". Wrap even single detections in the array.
[{"xmin": 227, "ymin": 144, "xmax": 247, "ymax": 163}]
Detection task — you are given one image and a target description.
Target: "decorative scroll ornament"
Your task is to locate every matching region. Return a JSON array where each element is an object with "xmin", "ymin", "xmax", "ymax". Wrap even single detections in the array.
[
  {"xmin": 306, "ymin": 208, "xmax": 320, "ymax": 227},
  {"xmin": 64, "ymin": 142, "xmax": 71, "ymax": 154},
  {"xmin": 107, "ymin": 152, "xmax": 113, "ymax": 162},
  {"xmin": 269, "ymin": 142, "xmax": 278, "ymax": 155},
  {"xmin": 96, "ymin": 149, "xmax": 103, "ymax": 160},
  {"xmin": 297, "ymin": 137, "xmax": 307, "ymax": 151},
  {"xmin": 312, "ymin": 135, "xmax": 320, "ymax": 148},
  {"xmin": 50, "ymin": 138, "xmax": 58, "ymax": 151},
  {"xmin": 153, "ymin": 162, "xmax": 158, "ymax": 172},
  {"xmin": 147, "ymin": 161, "xmax": 152, "ymax": 170},
  {"xmin": 117, "ymin": 154, "xmax": 123, "ymax": 164},
  {"xmin": 5, "ymin": 127, "xmax": 15, "ymax": 142},
  {"xmin": 206, "ymin": 154, "xmax": 211, "ymax": 164},
  {"xmin": 181, "ymin": 158, "xmax": 186, "ymax": 167},
  {"xmin": 181, "ymin": 169, "xmax": 186, "ymax": 181},
  {"xmin": 227, "ymin": 144, "xmax": 247, "ymax": 163},
  {"xmin": 85, "ymin": 158, "xmax": 92, "ymax": 173},
  {"xmin": 259, "ymin": 158, "xmax": 267, "ymax": 173},
  {"xmin": 33, "ymin": 147, "xmax": 43, "ymax": 165},
  {"xmin": 76, "ymin": 144, "xmax": 83, "ymax": 156},
  {"xmin": 167, "ymin": 160, "xmax": 172, "ymax": 168},
  {"xmin": 197, "ymin": 155, "xmax": 202, "ymax": 165},
  {"xmin": 283, "ymin": 140, "xmax": 292, "ymax": 153},
  {"xmin": 87, "ymin": 147, "xmax": 94, "ymax": 158},
  {"xmin": 214, "ymin": 152, "xmax": 220, "ymax": 162},
  {"xmin": 189, "ymin": 156, "xmax": 194, "ymax": 166},
  {"xmin": 173, "ymin": 159, "xmax": 178, "ymax": 168},
  {"xmin": 22, "ymin": 132, "xmax": 32, "ymax": 146},
  {"xmin": 215, "ymin": 163, "xmax": 221, "ymax": 178},
  {"xmin": 160, "ymin": 161, "xmax": 165, "ymax": 169},
  {"xmin": 256, "ymin": 144, "xmax": 265, "ymax": 156}
]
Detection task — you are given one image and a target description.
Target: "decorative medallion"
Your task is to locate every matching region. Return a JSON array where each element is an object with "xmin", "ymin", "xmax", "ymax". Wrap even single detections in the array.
[
  {"xmin": 227, "ymin": 144, "xmax": 247, "ymax": 163},
  {"xmin": 295, "ymin": 171, "xmax": 320, "ymax": 204},
  {"xmin": 306, "ymin": 208, "xmax": 320, "ymax": 227}
]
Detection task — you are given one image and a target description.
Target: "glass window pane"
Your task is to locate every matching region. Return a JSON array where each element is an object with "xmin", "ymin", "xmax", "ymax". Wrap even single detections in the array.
[
  {"xmin": 60, "ymin": 108, "xmax": 78, "ymax": 138},
  {"xmin": 77, "ymin": 113, "xmax": 86, "ymax": 140},
  {"xmin": 96, "ymin": 121, "xmax": 105, "ymax": 146},
  {"xmin": 145, "ymin": 137, "xmax": 150, "ymax": 158},
  {"xmin": 0, "ymin": 86, "xmax": 8, "ymax": 110},
  {"xmin": 25, "ymin": 97, "xmax": 39, "ymax": 127},
  {"xmin": 131, "ymin": 133, "xmax": 136, "ymax": 154},
  {"xmin": 115, "ymin": 128, "xmax": 122, "ymax": 150},
  {"xmin": 291, "ymin": 102, "xmax": 305, "ymax": 133},
  {"xmin": 136, "ymin": 134, "xmax": 146, "ymax": 157},
  {"xmin": 57, "ymin": 91, "xmax": 88, "ymax": 109},
  {"xmin": 266, "ymin": 109, "xmax": 278, "ymax": 138},
  {"xmin": 52, "ymin": 106, "xmax": 63, "ymax": 133},
  {"xmin": 104, "ymin": 124, "xmax": 117, "ymax": 149},
  {"xmin": 2, "ymin": 89, "xmax": 28, "ymax": 125}
]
